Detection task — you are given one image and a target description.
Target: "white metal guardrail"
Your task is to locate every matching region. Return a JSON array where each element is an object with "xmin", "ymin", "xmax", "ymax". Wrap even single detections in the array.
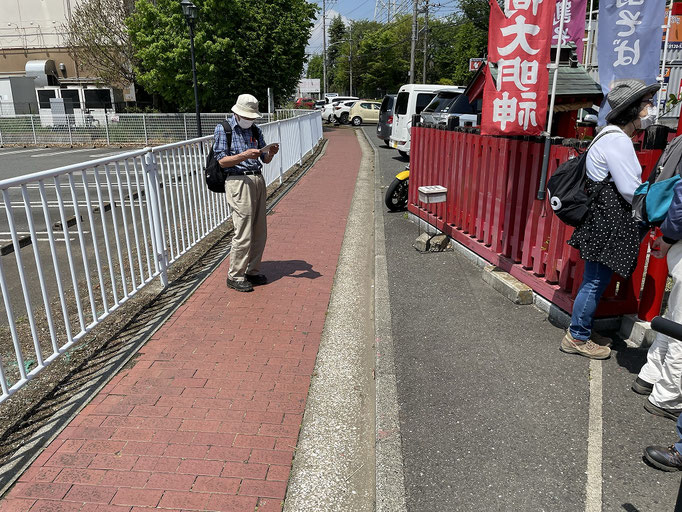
[
  {"xmin": 0, "ymin": 110, "xmax": 322, "ymax": 403},
  {"xmin": 0, "ymin": 109, "xmax": 316, "ymax": 147}
]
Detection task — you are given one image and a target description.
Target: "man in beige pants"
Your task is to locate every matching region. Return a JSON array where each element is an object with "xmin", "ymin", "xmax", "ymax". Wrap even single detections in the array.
[{"xmin": 213, "ymin": 94, "xmax": 279, "ymax": 292}]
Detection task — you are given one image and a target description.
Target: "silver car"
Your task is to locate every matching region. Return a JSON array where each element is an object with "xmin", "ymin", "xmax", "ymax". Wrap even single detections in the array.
[{"xmin": 421, "ymin": 92, "xmax": 481, "ymax": 128}]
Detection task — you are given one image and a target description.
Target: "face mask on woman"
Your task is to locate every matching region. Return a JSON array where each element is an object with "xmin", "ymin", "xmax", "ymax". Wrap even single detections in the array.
[
  {"xmin": 236, "ymin": 115, "xmax": 254, "ymax": 129},
  {"xmin": 638, "ymin": 104, "xmax": 657, "ymax": 130}
]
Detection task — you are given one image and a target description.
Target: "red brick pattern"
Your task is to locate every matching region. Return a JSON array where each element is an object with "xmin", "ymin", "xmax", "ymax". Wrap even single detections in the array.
[{"xmin": 0, "ymin": 130, "xmax": 361, "ymax": 512}]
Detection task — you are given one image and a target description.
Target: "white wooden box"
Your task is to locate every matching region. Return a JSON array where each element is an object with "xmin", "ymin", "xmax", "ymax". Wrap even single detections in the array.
[{"xmin": 418, "ymin": 185, "xmax": 447, "ymax": 204}]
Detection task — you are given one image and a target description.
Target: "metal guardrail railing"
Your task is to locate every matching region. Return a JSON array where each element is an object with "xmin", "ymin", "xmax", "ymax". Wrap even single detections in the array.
[
  {"xmin": 0, "ymin": 110, "xmax": 323, "ymax": 403},
  {"xmin": 0, "ymin": 109, "xmax": 316, "ymax": 147}
]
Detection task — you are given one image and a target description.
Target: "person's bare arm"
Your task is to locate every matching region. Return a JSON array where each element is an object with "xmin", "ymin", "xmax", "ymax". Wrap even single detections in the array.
[{"xmin": 219, "ymin": 148, "xmax": 261, "ymax": 168}]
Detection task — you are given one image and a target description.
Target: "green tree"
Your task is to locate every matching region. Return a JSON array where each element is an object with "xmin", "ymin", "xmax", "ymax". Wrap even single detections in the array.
[
  {"xmin": 327, "ymin": 15, "xmax": 348, "ymax": 92},
  {"xmin": 127, "ymin": 0, "xmax": 317, "ymax": 111},
  {"xmin": 430, "ymin": 17, "xmax": 488, "ymax": 86},
  {"xmin": 331, "ymin": 19, "xmax": 382, "ymax": 96},
  {"xmin": 307, "ymin": 54, "xmax": 323, "ymax": 80},
  {"xmin": 354, "ymin": 15, "xmax": 413, "ymax": 96}
]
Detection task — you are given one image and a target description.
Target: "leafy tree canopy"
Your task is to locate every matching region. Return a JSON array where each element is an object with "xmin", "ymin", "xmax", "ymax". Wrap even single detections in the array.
[
  {"xmin": 325, "ymin": 9, "xmax": 489, "ymax": 99},
  {"xmin": 127, "ymin": 0, "xmax": 317, "ymax": 112},
  {"xmin": 64, "ymin": 0, "xmax": 136, "ymax": 86}
]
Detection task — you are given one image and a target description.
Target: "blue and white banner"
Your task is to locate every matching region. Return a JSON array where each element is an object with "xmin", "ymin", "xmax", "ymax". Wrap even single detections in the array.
[{"xmin": 597, "ymin": 0, "xmax": 666, "ymax": 124}]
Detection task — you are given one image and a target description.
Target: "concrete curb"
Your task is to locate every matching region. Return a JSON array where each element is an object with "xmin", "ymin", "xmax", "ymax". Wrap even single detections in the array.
[
  {"xmin": 365, "ymin": 131, "xmax": 409, "ymax": 512},
  {"xmin": 482, "ymin": 265, "xmax": 533, "ymax": 305}
]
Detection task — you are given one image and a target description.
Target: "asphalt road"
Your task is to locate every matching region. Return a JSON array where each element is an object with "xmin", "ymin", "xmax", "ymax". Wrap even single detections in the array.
[
  {"xmin": 0, "ymin": 146, "xmax": 140, "ymax": 182},
  {"xmin": 363, "ymin": 125, "xmax": 682, "ymax": 512}
]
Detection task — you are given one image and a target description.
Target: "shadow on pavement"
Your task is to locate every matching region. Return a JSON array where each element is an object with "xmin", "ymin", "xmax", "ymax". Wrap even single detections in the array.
[
  {"xmin": 613, "ymin": 337, "xmax": 648, "ymax": 375},
  {"xmin": 259, "ymin": 260, "xmax": 322, "ymax": 283}
]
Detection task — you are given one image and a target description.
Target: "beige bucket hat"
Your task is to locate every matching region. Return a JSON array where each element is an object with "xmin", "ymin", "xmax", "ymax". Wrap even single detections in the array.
[{"xmin": 231, "ymin": 94, "xmax": 262, "ymax": 119}]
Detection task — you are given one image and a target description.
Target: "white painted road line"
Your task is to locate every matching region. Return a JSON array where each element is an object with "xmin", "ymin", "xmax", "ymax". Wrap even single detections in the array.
[
  {"xmin": 0, "ymin": 148, "xmax": 48, "ymax": 156},
  {"xmin": 88, "ymin": 153, "xmax": 124, "ymax": 158},
  {"xmin": 31, "ymin": 148, "xmax": 97, "ymax": 158},
  {"xmin": 586, "ymin": 359, "xmax": 603, "ymax": 512}
]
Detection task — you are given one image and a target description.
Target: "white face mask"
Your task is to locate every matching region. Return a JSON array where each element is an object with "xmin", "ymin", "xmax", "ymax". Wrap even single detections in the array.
[
  {"xmin": 236, "ymin": 116, "xmax": 254, "ymax": 129},
  {"xmin": 639, "ymin": 104, "xmax": 657, "ymax": 130}
]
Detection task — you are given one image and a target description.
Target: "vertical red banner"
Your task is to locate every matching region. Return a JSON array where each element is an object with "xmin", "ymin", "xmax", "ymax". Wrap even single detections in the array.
[{"xmin": 481, "ymin": 0, "xmax": 555, "ymax": 136}]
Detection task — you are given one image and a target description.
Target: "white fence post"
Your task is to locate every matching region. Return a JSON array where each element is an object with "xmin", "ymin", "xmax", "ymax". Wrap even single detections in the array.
[
  {"xmin": 143, "ymin": 151, "xmax": 169, "ymax": 287},
  {"xmin": 297, "ymin": 115, "xmax": 303, "ymax": 165},
  {"xmin": 31, "ymin": 115, "xmax": 37, "ymax": 144},
  {"xmin": 0, "ymin": 123, "xmax": 3, "ymax": 146},
  {"xmin": 143, "ymin": 114, "xmax": 149, "ymax": 145},
  {"xmin": 67, "ymin": 115, "xmax": 73, "ymax": 146},
  {"xmin": 277, "ymin": 121, "xmax": 283, "ymax": 184},
  {"xmin": 105, "ymin": 113, "xmax": 110, "ymax": 145}
]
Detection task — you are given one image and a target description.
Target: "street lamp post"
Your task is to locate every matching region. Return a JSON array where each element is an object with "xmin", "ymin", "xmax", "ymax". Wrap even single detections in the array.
[{"xmin": 181, "ymin": 0, "xmax": 201, "ymax": 137}]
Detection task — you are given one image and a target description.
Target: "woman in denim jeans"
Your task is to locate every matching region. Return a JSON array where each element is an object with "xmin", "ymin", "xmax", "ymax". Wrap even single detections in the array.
[{"xmin": 561, "ymin": 80, "xmax": 659, "ymax": 360}]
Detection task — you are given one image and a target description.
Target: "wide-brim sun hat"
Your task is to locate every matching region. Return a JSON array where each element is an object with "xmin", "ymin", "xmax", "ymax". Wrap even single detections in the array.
[
  {"xmin": 232, "ymin": 93, "xmax": 262, "ymax": 119},
  {"xmin": 605, "ymin": 79, "xmax": 660, "ymax": 123}
]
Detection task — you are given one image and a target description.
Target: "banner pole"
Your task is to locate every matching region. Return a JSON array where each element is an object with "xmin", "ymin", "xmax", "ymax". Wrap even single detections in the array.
[
  {"xmin": 538, "ymin": 0, "xmax": 569, "ymax": 201},
  {"xmin": 584, "ymin": 0, "xmax": 595, "ymax": 68},
  {"xmin": 657, "ymin": 0, "xmax": 674, "ymax": 123}
]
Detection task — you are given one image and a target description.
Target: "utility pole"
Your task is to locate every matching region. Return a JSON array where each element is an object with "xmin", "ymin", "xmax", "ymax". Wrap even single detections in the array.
[
  {"xmin": 410, "ymin": 0, "xmax": 418, "ymax": 83},
  {"xmin": 422, "ymin": 0, "xmax": 428, "ymax": 83},
  {"xmin": 349, "ymin": 23, "xmax": 353, "ymax": 96},
  {"xmin": 323, "ymin": 0, "xmax": 327, "ymax": 97}
]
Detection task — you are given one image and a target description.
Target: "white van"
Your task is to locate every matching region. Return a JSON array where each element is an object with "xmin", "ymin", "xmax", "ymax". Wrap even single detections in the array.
[{"xmin": 389, "ymin": 84, "xmax": 464, "ymax": 157}]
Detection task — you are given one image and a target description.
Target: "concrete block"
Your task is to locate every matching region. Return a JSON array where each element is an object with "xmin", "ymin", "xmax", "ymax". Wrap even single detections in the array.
[
  {"xmin": 413, "ymin": 232, "xmax": 431, "ymax": 252},
  {"xmin": 620, "ymin": 314, "xmax": 657, "ymax": 348},
  {"xmin": 429, "ymin": 234, "xmax": 452, "ymax": 252},
  {"xmin": 481, "ymin": 265, "xmax": 533, "ymax": 305}
]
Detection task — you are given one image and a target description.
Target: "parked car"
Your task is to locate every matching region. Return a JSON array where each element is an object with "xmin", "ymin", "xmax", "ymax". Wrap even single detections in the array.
[
  {"xmin": 377, "ymin": 94, "xmax": 396, "ymax": 146},
  {"xmin": 295, "ymin": 97, "xmax": 315, "ymax": 109},
  {"xmin": 321, "ymin": 96, "xmax": 359, "ymax": 123},
  {"xmin": 314, "ymin": 99, "xmax": 326, "ymax": 110},
  {"xmin": 332, "ymin": 100, "xmax": 358, "ymax": 124},
  {"xmin": 349, "ymin": 100, "xmax": 381, "ymax": 126},
  {"xmin": 420, "ymin": 89, "xmax": 465, "ymax": 125},
  {"xmin": 422, "ymin": 92, "xmax": 481, "ymax": 127},
  {"xmin": 390, "ymin": 84, "xmax": 464, "ymax": 158}
]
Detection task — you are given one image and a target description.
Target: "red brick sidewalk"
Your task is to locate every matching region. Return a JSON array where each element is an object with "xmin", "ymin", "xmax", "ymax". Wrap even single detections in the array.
[{"xmin": 0, "ymin": 128, "xmax": 362, "ymax": 512}]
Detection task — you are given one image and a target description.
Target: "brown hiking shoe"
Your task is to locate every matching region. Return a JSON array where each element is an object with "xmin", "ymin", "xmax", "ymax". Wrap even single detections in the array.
[
  {"xmin": 591, "ymin": 331, "xmax": 613, "ymax": 347},
  {"xmin": 560, "ymin": 332, "xmax": 611, "ymax": 360}
]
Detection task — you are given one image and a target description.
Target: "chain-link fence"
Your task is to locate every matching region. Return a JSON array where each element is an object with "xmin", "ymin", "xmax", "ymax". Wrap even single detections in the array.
[{"xmin": 0, "ymin": 109, "xmax": 317, "ymax": 147}]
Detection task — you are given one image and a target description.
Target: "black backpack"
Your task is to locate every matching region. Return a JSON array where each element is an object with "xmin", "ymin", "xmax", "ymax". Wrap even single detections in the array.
[
  {"xmin": 204, "ymin": 121, "xmax": 261, "ymax": 194},
  {"xmin": 546, "ymin": 129, "xmax": 617, "ymax": 227}
]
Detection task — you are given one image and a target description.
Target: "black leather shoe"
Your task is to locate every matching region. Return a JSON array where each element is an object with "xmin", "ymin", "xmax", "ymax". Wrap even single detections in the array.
[
  {"xmin": 644, "ymin": 445, "xmax": 682, "ymax": 471},
  {"xmin": 245, "ymin": 273, "xmax": 268, "ymax": 286},
  {"xmin": 226, "ymin": 278, "xmax": 253, "ymax": 292},
  {"xmin": 644, "ymin": 400, "xmax": 682, "ymax": 421},
  {"xmin": 632, "ymin": 377, "xmax": 654, "ymax": 395}
]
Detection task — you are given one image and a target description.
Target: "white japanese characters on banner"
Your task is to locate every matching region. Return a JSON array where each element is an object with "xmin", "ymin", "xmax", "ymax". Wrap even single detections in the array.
[
  {"xmin": 482, "ymin": 0, "xmax": 554, "ymax": 135},
  {"xmin": 597, "ymin": 0, "xmax": 666, "ymax": 124},
  {"xmin": 550, "ymin": 0, "xmax": 587, "ymax": 60}
]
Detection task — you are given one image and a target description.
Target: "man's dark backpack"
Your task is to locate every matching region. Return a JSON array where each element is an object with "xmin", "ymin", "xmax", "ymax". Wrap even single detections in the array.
[
  {"xmin": 546, "ymin": 129, "xmax": 616, "ymax": 227},
  {"xmin": 204, "ymin": 121, "xmax": 261, "ymax": 194}
]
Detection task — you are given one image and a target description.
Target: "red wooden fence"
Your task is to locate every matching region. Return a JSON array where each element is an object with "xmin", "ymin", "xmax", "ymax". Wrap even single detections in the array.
[{"xmin": 409, "ymin": 126, "xmax": 664, "ymax": 318}]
